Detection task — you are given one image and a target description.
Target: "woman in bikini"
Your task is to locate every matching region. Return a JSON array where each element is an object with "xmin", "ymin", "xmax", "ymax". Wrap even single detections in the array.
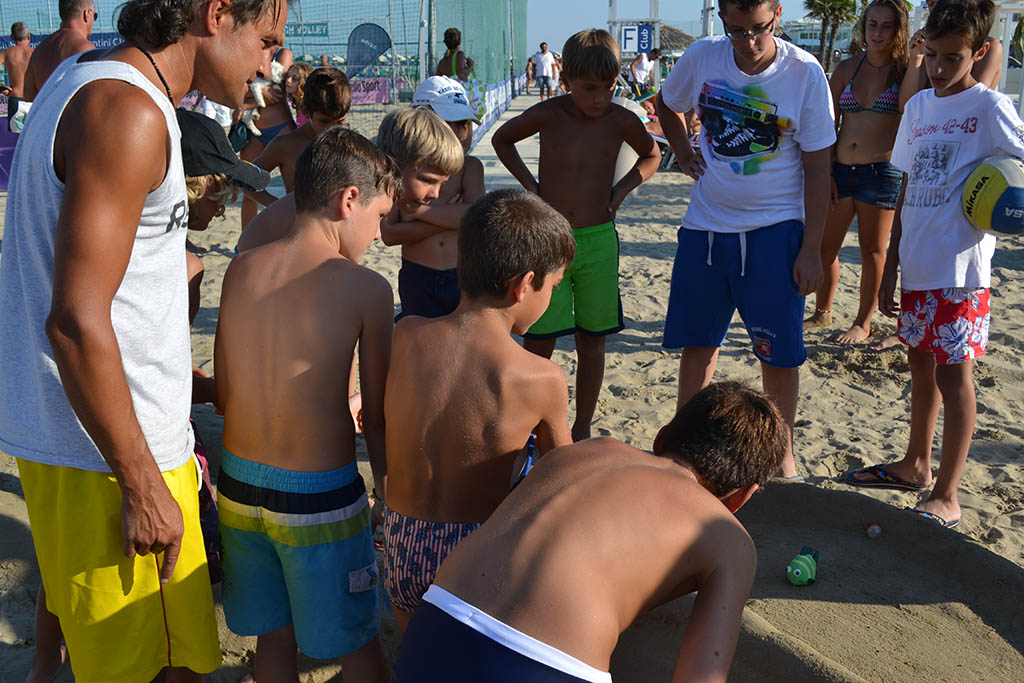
[{"xmin": 805, "ymin": 0, "xmax": 909, "ymax": 344}]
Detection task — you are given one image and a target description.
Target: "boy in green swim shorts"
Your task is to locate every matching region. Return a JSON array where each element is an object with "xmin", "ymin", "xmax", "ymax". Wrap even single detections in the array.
[{"xmin": 494, "ymin": 29, "xmax": 660, "ymax": 441}]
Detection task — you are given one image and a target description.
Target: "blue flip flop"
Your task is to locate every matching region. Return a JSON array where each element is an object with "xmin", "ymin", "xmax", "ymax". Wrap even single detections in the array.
[
  {"xmin": 843, "ymin": 465, "xmax": 927, "ymax": 491},
  {"xmin": 906, "ymin": 507, "xmax": 960, "ymax": 529}
]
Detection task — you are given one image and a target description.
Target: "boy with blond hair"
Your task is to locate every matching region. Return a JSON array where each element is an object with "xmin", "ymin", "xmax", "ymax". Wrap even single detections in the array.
[
  {"xmin": 383, "ymin": 76, "xmax": 485, "ymax": 318},
  {"xmin": 253, "ymin": 66, "xmax": 352, "ymax": 193},
  {"xmin": 215, "ymin": 128, "xmax": 399, "ymax": 682},
  {"xmin": 494, "ymin": 29, "xmax": 660, "ymax": 441},
  {"xmin": 382, "ymin": 189, "xmax": 575, "ymax": 630},
  {"xmin": 848, "ymin": 0, "xmax": 1024, "ymax": 528}
]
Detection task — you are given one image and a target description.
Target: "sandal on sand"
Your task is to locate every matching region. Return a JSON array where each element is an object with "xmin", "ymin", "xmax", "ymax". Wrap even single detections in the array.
[
  {"xmin": 843, "ymin": 465, "xmax": 926, "ymax": 491},
  {"xmin": 906, "ymin": 507, "xmax": 960, "ymax": 529}
]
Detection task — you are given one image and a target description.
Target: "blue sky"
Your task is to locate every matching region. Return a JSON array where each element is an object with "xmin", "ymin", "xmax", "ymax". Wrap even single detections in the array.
[
  {"xmin": 525, "ymin": 0, "xmax": 814, "ymax": 54},
  {"xmin": 527, "ymin": 0, "xmax": 706, "ymax": 54}
]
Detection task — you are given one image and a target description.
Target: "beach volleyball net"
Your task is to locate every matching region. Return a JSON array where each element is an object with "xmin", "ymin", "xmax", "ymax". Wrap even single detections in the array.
[{"xmin": 1, "ymin": 0, "xmax": 528, "ymax": 141}]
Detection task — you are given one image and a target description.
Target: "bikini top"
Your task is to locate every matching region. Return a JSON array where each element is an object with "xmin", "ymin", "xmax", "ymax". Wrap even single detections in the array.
[{"xmin": 839, "ymin": 55, "xmax": 900, "ymax": 115}]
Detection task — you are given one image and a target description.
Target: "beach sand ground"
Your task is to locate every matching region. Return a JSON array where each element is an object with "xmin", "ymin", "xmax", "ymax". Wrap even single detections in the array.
[{"xmin": 1, "ymin": 94, "xmax": 1023, "ymax": 680}]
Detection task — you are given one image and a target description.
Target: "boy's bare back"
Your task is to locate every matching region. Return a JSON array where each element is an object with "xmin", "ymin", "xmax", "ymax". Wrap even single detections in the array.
[
  {"xmin": 498, "ymin": 96, "xmax": 654, "ymax": 227},
  {"xmin": 255, "ymin": 125, "xmax": 316, "ymax": 191},
  {"xmin": 216, "ymin": 235, "xmax": 391, "ymax": 471},
  {"xmin": 435, "ymin": 439, "xmax": 756, "ymax": 671},
  {"xmin": 384, "ymin": 310, "xmax": 569, "ymax": 522}
]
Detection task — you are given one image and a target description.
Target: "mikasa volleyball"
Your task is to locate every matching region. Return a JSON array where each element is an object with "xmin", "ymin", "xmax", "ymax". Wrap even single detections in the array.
[{"xmin": 961, "ymin": 155, "xmax": 1024, "ymax": 236}]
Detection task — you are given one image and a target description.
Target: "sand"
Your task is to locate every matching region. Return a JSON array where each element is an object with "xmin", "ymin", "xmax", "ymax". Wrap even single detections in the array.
[{"xmin": 2, "ymin": 96, "xmax": 1023, "ymax": 680}]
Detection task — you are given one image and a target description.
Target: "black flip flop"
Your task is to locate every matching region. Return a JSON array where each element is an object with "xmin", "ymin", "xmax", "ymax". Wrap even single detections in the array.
[{"xmin": 843, "ymin": 465, "xmax": 926, "ymax": 491}]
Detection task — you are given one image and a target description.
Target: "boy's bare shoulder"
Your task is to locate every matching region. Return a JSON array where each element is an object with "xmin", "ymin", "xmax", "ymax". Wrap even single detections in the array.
[{"xmin": 505, "ymin": 345, "xmax": 568, "ymax": 395}]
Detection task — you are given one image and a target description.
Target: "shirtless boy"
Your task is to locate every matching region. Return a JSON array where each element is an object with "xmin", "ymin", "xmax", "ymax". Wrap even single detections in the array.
[
  {"xmin": 383, "ymin": 75, "xmax": 485, "ymax": 318},
  {"xmin": 253, "ymin": 66, "xmax": 350, "ymax": 192},
  {"xmin": 392, "ymin": 381, "xmax": 787, "ymax": 682},
  {"xmin": 383, "ymin": 189, "xmax": 575, "ymax": 630},
  {"xmin": 23, "ymin": 0, "xmax": 95, "ymax": 101},
  {"xmin": 493, "ymin": 29, "xmax": 660, "ymax": 441},
  {"xmin": 215, "ymin": 128, "xmax": 397, "ymax": 682},
  {"xmin": 1, "ymin": 22, "xmax": 32, "ymax": 130}
]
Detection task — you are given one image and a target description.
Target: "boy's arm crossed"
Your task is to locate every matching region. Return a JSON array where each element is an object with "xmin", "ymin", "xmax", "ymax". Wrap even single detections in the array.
[
  {"xmin": 794, "ymin": 148, "xmax": 830, "ymax": 295},
  {"xmin": 493, "ymin": 106, "xmax": 547, "ymax": 193},
  {"xmin": 357, "ymin": 271, "xmax": 394, "ymax": 499},
  {"xmin": 609, "ymin": 111, "xmax": 661, "ymax": 214},
  {"xmin": 380, "ymin": 209, "xmax": 450, "ymax": 246}
]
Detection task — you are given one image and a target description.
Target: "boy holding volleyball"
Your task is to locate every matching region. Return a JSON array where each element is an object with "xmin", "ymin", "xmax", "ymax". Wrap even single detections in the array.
[{"xmin": 847, "ymin": 0, "xmax": 1024, "ymax": 528}]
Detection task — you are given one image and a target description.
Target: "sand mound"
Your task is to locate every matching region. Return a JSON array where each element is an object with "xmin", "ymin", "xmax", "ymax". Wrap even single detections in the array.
[{"xmin": 612, "ymin": 482, "xmax": 1024, "ymax": 682}]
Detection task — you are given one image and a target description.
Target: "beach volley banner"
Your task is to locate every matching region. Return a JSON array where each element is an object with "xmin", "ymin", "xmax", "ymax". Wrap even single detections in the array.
[
  {"xmin": 0, "ymin": 32, "xmax": 123, "ymax": 51},
  {"xmin": 470, "ymin": 78, "xmax": 514, "ymax": 148},
  {"xmin": 346, "ymin": 23, "xmax": 391, "ymax": 79},
  {"xmin": 350, "ymin": 77, "xmax": 402, "ymax": 105}
]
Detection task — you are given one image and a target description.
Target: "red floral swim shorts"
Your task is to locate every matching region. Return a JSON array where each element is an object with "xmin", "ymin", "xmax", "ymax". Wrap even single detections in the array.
[{"xmin": 898, "ymin": 287, "xmax": 990, "ymax": 365}]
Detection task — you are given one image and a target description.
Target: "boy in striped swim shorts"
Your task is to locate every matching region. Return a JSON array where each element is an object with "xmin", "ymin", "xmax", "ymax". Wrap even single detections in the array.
[
  {"xmin": 215, "ymin": 128, "xmax": 399, "ymax": 681},
  {"xmin": 382, "ymin": 189, "xmax": 575, "ymax": 631}
]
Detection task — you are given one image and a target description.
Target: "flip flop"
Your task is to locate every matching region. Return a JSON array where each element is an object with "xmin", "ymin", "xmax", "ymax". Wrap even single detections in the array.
[
  {"xmin": 906, "ymin": 507, "xmax": 960, "ymax": 529},
  {"xmin": 843, "ymin": 465, "xmax": 927, "ymax": 491}
]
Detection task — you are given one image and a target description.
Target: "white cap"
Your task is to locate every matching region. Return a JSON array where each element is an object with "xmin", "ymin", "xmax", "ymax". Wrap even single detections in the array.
[{"xmin": 413, "ymin": 76, "xmax": 480, "ymax": 123}]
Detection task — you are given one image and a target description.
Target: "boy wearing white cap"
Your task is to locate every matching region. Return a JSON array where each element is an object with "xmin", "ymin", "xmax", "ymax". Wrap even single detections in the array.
[{"xmin": 381, "ymin": 75, "xmax": 485, "ymax": 319}]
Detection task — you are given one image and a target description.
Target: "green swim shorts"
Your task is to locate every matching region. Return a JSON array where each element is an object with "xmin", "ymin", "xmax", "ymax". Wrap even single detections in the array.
[{"xmin": 525, "ymin": 221, "xmax": 624, "ymax": 338}]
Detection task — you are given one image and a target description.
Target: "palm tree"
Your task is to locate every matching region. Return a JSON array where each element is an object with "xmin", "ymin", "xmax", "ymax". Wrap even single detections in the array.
[{"xmin": 805, "ymin": 0, "xmax": 860, "ymax": 71}]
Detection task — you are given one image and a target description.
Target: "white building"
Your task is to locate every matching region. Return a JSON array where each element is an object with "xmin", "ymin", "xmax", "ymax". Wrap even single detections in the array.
[{"xmin": 781, "ymin": 16, "xmax": 856, "ymax": 57}]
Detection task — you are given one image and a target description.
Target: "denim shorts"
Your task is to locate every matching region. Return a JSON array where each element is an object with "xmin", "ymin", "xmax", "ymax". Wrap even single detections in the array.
[
  {"xmin": 535, "ymin": 75, "xmax": 553, "ymax": 90},
  {"xmin": 832, "ymin": 161, "xmax": 904, "ymax": 209}
]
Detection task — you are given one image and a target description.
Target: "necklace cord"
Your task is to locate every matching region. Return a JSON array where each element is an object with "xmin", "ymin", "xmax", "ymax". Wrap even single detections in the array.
[{"xmin": 132, "ymin": 43, "xmax": 173, "ymax": 103}]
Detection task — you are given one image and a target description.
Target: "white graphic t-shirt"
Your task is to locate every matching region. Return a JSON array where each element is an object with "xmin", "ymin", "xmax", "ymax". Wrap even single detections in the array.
[
  {"xmin": 534, "ymin": 51, "xmax": 556, "ymax": 78},
  {"xmin": 892, "ymin": 84, "xmax": 1024, "ymax": 290},
  {"xmin": 661, "ymin": 36, "xmax": 836, "ymax": 233}
]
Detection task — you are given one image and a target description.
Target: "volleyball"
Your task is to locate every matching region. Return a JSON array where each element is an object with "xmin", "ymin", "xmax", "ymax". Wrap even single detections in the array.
[{"xmin": 961, "ymin": 155, "xmax": 1024, "ymax": 236}]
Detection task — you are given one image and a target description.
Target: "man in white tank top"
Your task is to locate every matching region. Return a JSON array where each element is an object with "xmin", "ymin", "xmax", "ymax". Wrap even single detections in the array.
[{"xmin": 0, "ymin": 1, "xmax": 287, "ymax": 681}]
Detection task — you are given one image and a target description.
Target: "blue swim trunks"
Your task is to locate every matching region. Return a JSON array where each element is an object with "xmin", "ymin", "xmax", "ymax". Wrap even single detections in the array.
[
  {"xmin": 392, "ymin": 586, "xmax": 612, "ymax": 682},
  {"xmin": 663, "ymin": 220, "xmax": 807, "ymax": 368},
  {"xmin": 397, "ymin": 259, "xmax": 460, "ymax": 320},
  {"xmin": 217, "ymin": 449, "xmax": 379, "ymax": 658}
]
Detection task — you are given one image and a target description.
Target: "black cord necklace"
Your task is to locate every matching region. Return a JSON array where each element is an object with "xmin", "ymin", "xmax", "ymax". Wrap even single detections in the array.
[{"xmin": 133, "ymin": 43, "xmax": 173, "ymax": 103}]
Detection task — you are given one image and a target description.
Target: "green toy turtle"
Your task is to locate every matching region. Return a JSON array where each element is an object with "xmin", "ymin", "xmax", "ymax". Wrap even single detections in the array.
[{"xmin": 786, "ymin": 546, "xmax": 819, "ymax": 586}]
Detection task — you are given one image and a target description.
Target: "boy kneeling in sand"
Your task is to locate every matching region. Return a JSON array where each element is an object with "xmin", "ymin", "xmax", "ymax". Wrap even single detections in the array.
[
  {"xmin": 215, "ymin": 128, "xmax": 398, "ymax": 682},
  {"xmin": 392, "ymin": 382, "xmax": 787, "ymax": 682},
  {"xmin": 383, "ymin": 189, "xmax": 575, "ymax": 630}
]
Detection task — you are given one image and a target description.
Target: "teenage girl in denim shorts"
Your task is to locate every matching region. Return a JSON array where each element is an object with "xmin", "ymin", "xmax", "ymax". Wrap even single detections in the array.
[{"xmin": 806, "ymin": 0, "xmax": 909, "ymax": 344}]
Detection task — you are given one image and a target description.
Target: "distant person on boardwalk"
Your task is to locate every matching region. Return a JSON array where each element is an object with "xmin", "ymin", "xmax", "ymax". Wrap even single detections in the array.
[
  {"xmin": 22, "ymin": 0, "xmax": 96, "ymax": 101},
  {"xmin": 532, "ymin": 42, "xmax": 557, "ymax": 100},
  {"xmin": 437, "ymin": 27, "xmax": 474, "ymax": 81},
  {"xmin": 628, "ymin": 47, "xmax": 661, "ymax": 98},
  {"xmin": 0, "ymin": 22, "xmax": 33, "ymax": 130}
]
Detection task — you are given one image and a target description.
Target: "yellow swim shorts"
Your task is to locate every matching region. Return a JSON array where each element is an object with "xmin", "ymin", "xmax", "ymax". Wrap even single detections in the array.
[{"xmin": 17, "ymin": 457, "xmax": 221, "ymax": 683}]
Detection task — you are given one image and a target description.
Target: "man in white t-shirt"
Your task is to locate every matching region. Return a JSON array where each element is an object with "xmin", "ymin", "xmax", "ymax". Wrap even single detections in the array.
[
  {"xmin": 655, "ymin": 0, "xmax": 834, "ymax": 479},
  {"xmin": 847, "ymin": 0, "xmax": 1024, "ymax": 529},
  {"xmin": 628, "ymin": 47, "xmax": 661, "ymax": 97},
  {"xmin": 533, "ymin": 42, "xmax": 557, "ymax": 100}
]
